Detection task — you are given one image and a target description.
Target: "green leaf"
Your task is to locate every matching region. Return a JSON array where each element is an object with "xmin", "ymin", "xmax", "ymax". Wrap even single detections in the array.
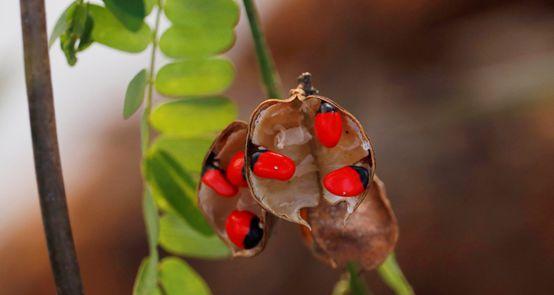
[
  {"xmin": 160, "ymin": 213, "xmax": 230, "ymax": 259},
  {"xmin": 144, "ymin": 149, "xmax": 213, "ymax": 236},
  {"xmin": 157, "ymin": 150, "xmax": 197, "ymax": 190},
  {"xmin": 133, "ymin": 255, "xmax": 159, "ymax": 295},
  {"xmin": 124, "ymin": 69, "xmax": 148, "ymax": 119},
  {"xmin": 160, "ymin": 25, "xmax": 235, "ymax": 58},
  {"xmin": 77, "ymin": 13, "xmax": 94, "ymax": 51},
  {"xmin": 59, "ymin": 2, "xmax": 91, "ymax": 65},
  {"xmin": 89, "ymin": 4, "xmax": 152, "ymax": 53},
  {"xmin": 159, "ymin": 257, "xmax": 211, "ymax": 295},
  {"xmin": 144, "ymin": 0, "xmax": 156, "ymax": 15},
  {"xmin": 155, "ymin": 58, "xmax": 235, "ymax": 97},
  {"xmin": 152, "ymin": 136, "xmax": 212, "ymax": 174},
  {"xmin": 164, "ymin": 0, "xmax": 239, "ymax": 28},
  {"xmin": 103, "ymin": 0, "xmax": 146, "ymax": 32},
  {"xmin": 143, "ymin": 189, "xmax": 159, "ymax": 251},
  {"xmin": 150, "ymin": 97, "xmax": 237, "ymax": 137},
  {"xmin": 49, "ymin": 2, "xmax": 77, "ymax": 48}
]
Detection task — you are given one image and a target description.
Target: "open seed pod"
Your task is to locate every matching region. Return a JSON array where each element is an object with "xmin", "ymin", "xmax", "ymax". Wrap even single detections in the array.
[
  {"xmin": 245, "ymin": 74, "xmax": 375, "ymax": 227},
  {"xmin": 198, "ymin": 121, "xmax": 271, "ymax": 257},
  {"xmin": 301, "ymin": 176, "xmax": 398, "ymax": 270}
]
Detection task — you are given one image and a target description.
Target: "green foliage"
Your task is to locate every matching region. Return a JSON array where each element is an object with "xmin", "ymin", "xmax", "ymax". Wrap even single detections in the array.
[
  {"xmin": 152, "ymin": 136, "xmax": 212, "ymax": 174},
  {"xmin": 54, "ymin": 0, "xmax": 241, "ymax": 292},
  {"xmin": 89, "ymin": 4, "xmax": 151, "ymax": 53},
  {"xmin": 150, "ymin": 97, "xmax": 237, "ymax": 137},
  {"xmin": 102, "ymin": 0, "xmax": 146, "ymax": 31},
  {"xmin": 155, "ymin": 59, "xmax": 235, "ymax": 97},
  {"xmin": 164, "ymin": 0, "xmax": 239, "ymax": 28},
  {"xmin": 143, "ymin": 189, "xmax": 159, "ymax": 251},
  {"xmin": 49, "ymin": 3, "xmax": 76, "ymax": 48},
  {"xmin": 58, "ymin": 2, "xmax": 94, "ymax": 65},
  {"xmin": 160, "ymin": 26, "xmax": 235, "ymax": 58},
  {"xmin": 159, "ymin": 257, "xmax": 212, "ymax": 295},
  {"xmin": 160, "ymin": 213, "xmax": 231, "ymax": 259},
  {"xmin": 144, "ymin": 0, "xmax": 156, "ymax": 15},
  {"xmin": 124, "ymin": 69, "xmax": 148, "ymax": 119},
  {"xmin": 144, "ymin": 149, "xmax": 213, "ymax": 236},
  {"xmin": 133, "ymin": 255, "xmax": 159, "ymax": 295}
]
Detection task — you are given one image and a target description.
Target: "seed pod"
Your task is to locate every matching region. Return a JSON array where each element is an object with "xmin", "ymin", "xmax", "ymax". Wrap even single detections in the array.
[
  {"xmin": 198, "ymin": 121, "xmax": 271, "ymax": 257},
  {"xmin": 301, "ymin": 176, "xmax": 398, "ymax": 270},
  {"xmin": 245, "ymin": 78, "xmax": 375, "ymax": 227}
]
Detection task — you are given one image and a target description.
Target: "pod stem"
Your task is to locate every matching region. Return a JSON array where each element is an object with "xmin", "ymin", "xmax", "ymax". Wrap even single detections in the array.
[
  {"xmin": 20, "ymin": 0, "xmax": 84, "ymax": 293},
  {"xmin": 377, "ymin": 253, "xmax": 414, "ymax": 295},
  {"xmin": 243, "ymin": 0, "xmax": 283, "ymax": 98},
  {"xmin": 296, "ymin": 72, "xmax": 319, "ymax": 96}
]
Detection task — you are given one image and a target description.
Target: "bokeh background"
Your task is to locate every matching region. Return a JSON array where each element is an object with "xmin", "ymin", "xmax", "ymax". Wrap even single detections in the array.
[{"xmin": 1, "ymin": 0, "xmax": 554, "ymax": 294}]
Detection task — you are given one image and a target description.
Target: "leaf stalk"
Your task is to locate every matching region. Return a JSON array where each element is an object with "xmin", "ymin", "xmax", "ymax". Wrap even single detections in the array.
[{"xmin": 242, "ymin": 0, "xmax": 283, "ymax": 98}]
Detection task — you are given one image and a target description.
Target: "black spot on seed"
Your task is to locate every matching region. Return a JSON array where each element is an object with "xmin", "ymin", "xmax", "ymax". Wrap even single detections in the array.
[
  {"xmin": 249, "ymin": 146, "xmax": 267, "ymax": 171},
  {"xmin": 202, "ymin": 152, "xmax": 219, "ymax": 176},
  {"xmin": 351, "ymin": 166, "xmax": 369, "ymax": 189},
  {"xmin": 244, "ymin": 216, "xmax": 263, "ymax": 249},
  {"xmin": 318, "ymin": 102, "xmax": 336, "ymax": 114}
]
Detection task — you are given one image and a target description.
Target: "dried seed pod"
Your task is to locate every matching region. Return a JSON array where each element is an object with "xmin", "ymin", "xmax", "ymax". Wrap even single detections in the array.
[
  {"xmin": 245, "ymin": 77, "xmax": 375, "ymax": 227},
  {"xmin": 198, "ymin": 121, "xmax": 271, "ymax": 257},
  {"xmin": 301, "ymin": 176, "xmax": 398, "ymax": 270}
]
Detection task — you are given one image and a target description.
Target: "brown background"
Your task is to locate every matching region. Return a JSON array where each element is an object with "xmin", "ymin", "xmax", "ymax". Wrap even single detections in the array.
[{"xmin": 2, "ymin": 0, "xmax": 554, "ymax": 294}]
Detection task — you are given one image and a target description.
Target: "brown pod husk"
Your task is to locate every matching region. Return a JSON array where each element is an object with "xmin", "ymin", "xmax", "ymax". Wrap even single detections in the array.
[
  {"xmin": 302, "ymin": 176, "xmax": 398, "ymax": 270},
  {"xmin": 245, "ymin": 87, "xmax": 375, "ymax": 228},
  {"xmin": 198, "ymin": 121, "xmax": 271, "ymax": 257}
]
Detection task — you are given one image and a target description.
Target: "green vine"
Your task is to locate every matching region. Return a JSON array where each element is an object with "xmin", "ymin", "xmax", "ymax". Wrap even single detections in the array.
[{"xmin": 243, "ymin": 0, "xmax": 282, "ymax": 98}]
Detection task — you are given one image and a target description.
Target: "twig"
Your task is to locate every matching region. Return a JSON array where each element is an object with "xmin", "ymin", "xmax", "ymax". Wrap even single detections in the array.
[
  {"xmin": 243, "ymin": 0, "xmax": 283, "ymax": 98},
  {"xmin": 140, "ymin": 0, "xmax": 163, "ymax": 152},
  {"xmin": 19, "ymin": 0, "xmax": 84, "ymax": 294},
  {"xmin": 295, "ymin": 72, "xmax": 319, "ymax": 95}
]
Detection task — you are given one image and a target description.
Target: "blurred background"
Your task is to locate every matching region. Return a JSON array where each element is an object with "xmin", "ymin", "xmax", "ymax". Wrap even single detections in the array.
[{"xmin": 2, "ymin": 0, "xmax": 554, "ymax": 294}]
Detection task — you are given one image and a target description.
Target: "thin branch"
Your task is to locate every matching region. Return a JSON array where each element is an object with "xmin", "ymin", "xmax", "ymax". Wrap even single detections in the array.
[
  {"xmin": 141, "ymin": 0, "xmax": 163, "ymax": 152},
  {"xmin": 377, "ymin": 254, "xmax": 414, "ymax": 295},
  {"xmin": 19, "ymin": 0, "xmax": 84, "ymax": 294},
  {"xmin": 243, "ymin": 0, "xmax": 283, "ymax": 98}
]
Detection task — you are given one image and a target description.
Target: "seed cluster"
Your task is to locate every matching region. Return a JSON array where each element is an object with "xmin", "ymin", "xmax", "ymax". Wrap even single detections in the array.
[{"xmin": 198, "ymin": 74, "xmax": 397, "ymax": 268}]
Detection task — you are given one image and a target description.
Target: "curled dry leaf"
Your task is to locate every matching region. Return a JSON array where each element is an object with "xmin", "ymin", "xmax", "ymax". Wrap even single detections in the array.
[
  {"xmin": 198, "ymin": 121, "xmax": 271, "ymax": 257},
  {"xmin": 302, "ymin": 176, "xmax": 398, "ymax": 271},
  {"xmin": 245, "ymin": 80, "xmax": 375, "ymax": 228}
]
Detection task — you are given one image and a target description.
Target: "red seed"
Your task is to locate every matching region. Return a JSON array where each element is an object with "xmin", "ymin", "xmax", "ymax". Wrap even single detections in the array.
[
  {"xmin": 202, "ymin": 168, "xmax": 238, "ymax": 197},
  {"xmin": 323, "ymin": 166, "xmax": 369, "ymax": 197},
  {"xmin": 315, "ymin": 102, "xmax": 342, "ymax": 148},
  {"xmin": 225, "ymin": 210, "xmax": 263, "ymax": 249},
  {"xmin": 226, "ymin": 151, "xmax": 248, "ymax": 187},
  {"xmin": 251, "ymin": 149, "xmax": 296, "ymax": 181}
]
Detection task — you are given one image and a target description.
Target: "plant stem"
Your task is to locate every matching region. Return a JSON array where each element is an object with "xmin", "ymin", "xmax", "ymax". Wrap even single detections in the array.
[
  {"xmin": 141, "ymin": 0, "xmax": 163, "ymax": 152},
  {"xmin": 19, "ymin": 0, "xmax": 84, "ymax": 294},
  {"xmin": 242, "ymin": 0, "xmax": 283, "ymax": 98},
  {"xmin": 377, "ymin": 253, "xmax": 414, "ymax": 295}
]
